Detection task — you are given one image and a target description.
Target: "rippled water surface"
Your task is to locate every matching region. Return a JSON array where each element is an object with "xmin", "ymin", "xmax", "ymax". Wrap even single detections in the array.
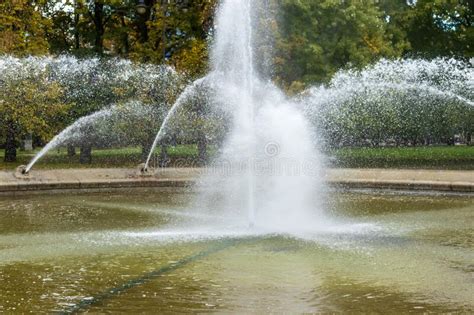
[{"xmin": 0, "ymin": 189, "xmax": 472, "ymax": 313}]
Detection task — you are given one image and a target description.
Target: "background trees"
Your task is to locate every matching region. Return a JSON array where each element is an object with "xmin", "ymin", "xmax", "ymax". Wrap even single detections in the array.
[
  {"xmin": 0, "ymin": 0, "xmax": 52, "ymax": 55},
  {"xmin": 275, "ymin": 0, "xmax": 403, "ymax": 90},
  {"xmin": 40, "ymin": 0, "xmax": 217, "ymax": 76},
  {"xmin": 0, "ymin": 0, "xmax": 473, "ymax": 162},
  {"xmin": 274, "ymin": 0, "xmax": 473, "ymax": 91},
  {"xmin": 307, "ymin": 58, "xmax": 473, "ymax": 149},
  {"xmin": 0, "ymin": 58, "xmax": 69, "ymax": 161},
  {"xmin": 0, "ymin": 56, "xmax": 186, "ymax": 162},
  {"xmin": 1, "ymin": 0, "xmax": 471, "ymax": 82}
]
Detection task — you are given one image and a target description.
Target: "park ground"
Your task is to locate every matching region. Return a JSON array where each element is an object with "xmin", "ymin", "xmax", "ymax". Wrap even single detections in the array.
[{"xmin": 0, "ymin": 145, "xmax": 473, "ymax": 171}]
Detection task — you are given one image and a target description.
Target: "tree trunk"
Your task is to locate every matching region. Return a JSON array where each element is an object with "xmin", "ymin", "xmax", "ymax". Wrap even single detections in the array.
[
  {"xmin": 67, "ymin": 144, "xmax": 76, "ymax": 157},
  {"xmin": 23, "ymin": 133, "xmax": 33, "ymax": 151},
  {"xmin": 161, "ymin": 1, "xmax": 167, "ymax": 61},
  {"xmin": 120, "ymin": 14, "xmax": 129, "ymax": 56},
  {"xmin": 73, "ymin": 0, "xmax": 80, "ymax": 50},
  {"xmin": 4, "ymin": 122, "xmax": 17, "ymax": 162},
  {"xmin": 93, "ymin": 1, "xmax": 104, "ymax": 54},
  {"xmin": 159, "ymin": 144, "xmax": 169, "ymax": 168},
  {"xmin": 79, "ymin": 145, "xmax": 92, "ymax": 164},
  {"xmin": 141, "ymin": 144, "xmax": 149, "ymax": 162},
  {"xmin": 197, "ymin": 132, "xmax": 208, "ymax": 165},
  {"xmin": 170, "ymin": 134, "xmax": 177, "ymax": 147},
  {"xmin": 137, "ymin": 6, "xmax": 149, "ymax": 43},
  {"xmin": 141, "ymin": 137, "xmax": 154, "ymax": 162}
]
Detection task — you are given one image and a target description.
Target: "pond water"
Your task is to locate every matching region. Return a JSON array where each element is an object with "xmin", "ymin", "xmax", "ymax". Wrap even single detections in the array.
[{"xmin": 0, "ymin": 190, "xmax": 472, "ymax": 313}]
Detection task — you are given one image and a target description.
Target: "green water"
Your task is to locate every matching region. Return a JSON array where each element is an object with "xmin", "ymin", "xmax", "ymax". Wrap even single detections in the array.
[{"xmin": 0, "ymin": 190, "xmax": 472, "ymax": 313}]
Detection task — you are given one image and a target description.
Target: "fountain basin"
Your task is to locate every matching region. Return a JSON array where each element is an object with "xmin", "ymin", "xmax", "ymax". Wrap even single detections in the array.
[{"xmin": 0, "ymin": 190, "xmax": 472, "ymax": 313}]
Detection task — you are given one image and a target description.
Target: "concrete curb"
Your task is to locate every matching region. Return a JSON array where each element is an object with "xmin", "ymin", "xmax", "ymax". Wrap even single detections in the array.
[
  {"xmin": 0, "ymin": 168, "xmax": 473, "ymax": 195},
  {"xmin": 0, "ymin": 179, "xmax": 194, "ymax": 195},
  {"xmin": 332, "ymin": 180, "xmax": 473, "ymax": 192}
]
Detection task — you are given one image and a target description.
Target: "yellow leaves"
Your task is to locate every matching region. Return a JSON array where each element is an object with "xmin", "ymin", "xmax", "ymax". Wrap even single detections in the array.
[
  {"xmin": 362, "ymin": 35, "xmax": 380, "ymax": 54},
  {"xmin": 0, "ymin": 74, "xmax": 69, "ymax": 141},
  {"xmin": 173, "ymin": 39, "xmax": 208, "ymax": 78},
  {"xmin": 287, "ymin": 81, "xmax": 306, "ymax": 96},
  {"xmin": 0, "ymin": 0, "xmax": 50, "ymax": 56},
  {"xmin": 309, "ymin": 43, "xmax": 323, "ymax": 55},
  {"xmin": 0, "ymin": 30, "xmax": 24, "ymax": 52},
  {"xmin": 112, "ymin": 87, "xmax": 128, "ymax": 97}
]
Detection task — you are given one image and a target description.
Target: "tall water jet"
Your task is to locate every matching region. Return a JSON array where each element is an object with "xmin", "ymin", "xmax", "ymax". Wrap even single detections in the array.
[
  {"xmin": 144, "ymin": 0, "xmax": 264, "ymax": 226},
  {"xmin": 211, "ymin": 0, "xmax": 257, "ymax": 226},
  {"xmin": 183, "ymin": 0, "xmax": 327, "ymax": 230}
]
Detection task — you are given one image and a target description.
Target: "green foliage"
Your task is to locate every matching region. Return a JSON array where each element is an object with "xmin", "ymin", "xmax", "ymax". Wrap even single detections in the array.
[
  {"xmin": 275, "ymin": 0, "xmax": 473, "ymax": 89},
  {"xmin": 43, "ymin": 0, "xmax": 216, "ymax": 74},
  {"xmin": 0, "ymin": 0, "xmax": 52, "ymax": 55},
  {"xmin": 1, "ymin": 0, "xmax": 473, "ymax": 161},
  {"xmin": 130, "ymin": 0, "xmax": 216, "ymax": 76},
  {"xmin": 403, "ymin": 0, "xmax": 473, "ymax": 58},
  {"xmin": 0, "ymin": 60, "xmax": 69, "ymax": 143},
  {"xmin": 275, "ymin": 0, "xmax": 404, "ymax": 89},
  {"xmin": 3, "ymin": 0, "xmax": 470, "ymax": 83}
]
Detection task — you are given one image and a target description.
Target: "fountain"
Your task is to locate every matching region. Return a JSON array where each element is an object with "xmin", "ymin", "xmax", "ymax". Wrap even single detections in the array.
[
  {"xmin": 18, "ymin": 0, "xmax": 472, "ymax": 231},
  {"xmin": 2, "ymin": 1, "xmax": 474, "ymax": 312},
  {"xmin": 141, "ymin": 0, "xmax": 472, "ymax": 230},
  {"xmin": 141, "ymin": 0, "xmax": 325, "ymax": 229},
  {"xmin": 24, "ymin": 106, "xmax": 116, "ymax": 174}
]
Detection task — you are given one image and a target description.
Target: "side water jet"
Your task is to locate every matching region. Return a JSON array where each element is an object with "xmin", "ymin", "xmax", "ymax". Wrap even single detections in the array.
[
  {"xmin": 17, "ymin": 57, "xmax": 181, "ymax": 173},
  {"xmin": 143, "ymin": 75, "xmax": 211, "ymax": 171},
  {"xmin": 304, "ymin": 82, "xmax": 474, "ymax": 109},
  {"xmin": 24, "ymin": 107, "xmax": 115, "ymax": 173}
]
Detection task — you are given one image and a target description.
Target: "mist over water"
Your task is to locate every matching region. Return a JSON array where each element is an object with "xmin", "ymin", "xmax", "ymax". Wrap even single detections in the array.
[
  {"xmin": 9, "ymin": 0, "xmax": 471, "ymax": 235},
  {"xmin": 184, "ymin": 0, "xmax": 327, "ymax": 232},
  {"xmin": 301, "ymin": 58, "xmax": 473, "ymax": 147}
]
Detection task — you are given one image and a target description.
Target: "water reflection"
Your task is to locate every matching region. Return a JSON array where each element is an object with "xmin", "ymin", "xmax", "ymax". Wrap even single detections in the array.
[{"xmin": 0, "ymin": 191, "xmax": 472, "ymax": 313}]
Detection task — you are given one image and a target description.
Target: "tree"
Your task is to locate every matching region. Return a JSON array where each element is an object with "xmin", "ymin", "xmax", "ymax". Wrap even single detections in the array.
[
  {"xmin": 0, "ymin": 0, "xmax": 51, "ymax": 55},
  {"xmin": 405, "ymin": 0, "xmax": 473, "ymax": 58},
  {"xmin": 275, "ymin": 0, "xmax": 404, "ymax": 90},
  {"xmin": 130, "ymin": 0, "xmax": 217, "ymax": 76},
  {"xmin": 378, "ymin": 0, "xmax": 473, "ymax": 58},
  {"xmin": 43, "ymin": 56, "xmax": 186, "ymax": 163},
  {"xmin": 310, "ymin": 58, "xmax": 474, "ymax": 148},
  {"xmin": 0, "ymin": 58, "xmax": 69, "ymax": 162}
]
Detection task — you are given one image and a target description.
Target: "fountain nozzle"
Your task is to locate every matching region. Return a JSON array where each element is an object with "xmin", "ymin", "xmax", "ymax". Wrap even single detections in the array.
[
  {"xmin": 137, "ymin": 163, "xmax": 154, "ymax": 177},
  {"xmin": 15, "ymin": 165, "xmax": 30, "ymax": 179}
]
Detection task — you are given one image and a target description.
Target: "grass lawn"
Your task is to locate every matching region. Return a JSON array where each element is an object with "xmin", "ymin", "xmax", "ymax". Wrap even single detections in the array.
[
  {"xmin": 328, "ymin": 145, "xmax": 474, "ymax": 169},
  {"xmin": 0, "ymin": 145, "xmax": 214, "ymax": 171},
  {"xmin": 0, "ymin": 145, "xmax": 473, "ymax": 170}
]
